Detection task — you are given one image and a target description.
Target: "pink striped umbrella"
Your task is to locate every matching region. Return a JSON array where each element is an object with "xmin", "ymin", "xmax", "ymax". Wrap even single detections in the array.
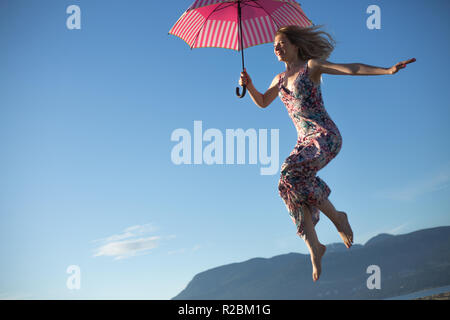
[{"xmin": 168, "ymin": 0, "xmax": 313, "ymax": 98}]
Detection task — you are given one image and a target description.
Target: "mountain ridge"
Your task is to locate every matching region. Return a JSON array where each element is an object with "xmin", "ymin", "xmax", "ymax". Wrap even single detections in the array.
[{"xmin": 172, "ymin": 226, "xmax": 450, "ymax": 300}]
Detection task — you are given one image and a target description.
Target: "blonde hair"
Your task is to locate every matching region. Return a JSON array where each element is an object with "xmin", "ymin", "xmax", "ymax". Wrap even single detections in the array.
[{"xmin": 275, "ymin": 25, "xmax": 336, "ymax": 60}]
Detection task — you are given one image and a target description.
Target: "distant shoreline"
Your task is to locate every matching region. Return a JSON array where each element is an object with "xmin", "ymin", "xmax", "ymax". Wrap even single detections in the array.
[
  {"xmin": 386, "ymin": 285, "xmax": 450, "ymax": 300},
  {"xmin": 415, "ymin": 292, "xmax": 450, "ymax": 300}
]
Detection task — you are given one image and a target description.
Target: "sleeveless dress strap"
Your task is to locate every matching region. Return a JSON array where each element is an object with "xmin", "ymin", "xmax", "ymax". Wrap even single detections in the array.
[{"xmin": 278, "ymin": 72, "xmax": 285, "ymax": 89}]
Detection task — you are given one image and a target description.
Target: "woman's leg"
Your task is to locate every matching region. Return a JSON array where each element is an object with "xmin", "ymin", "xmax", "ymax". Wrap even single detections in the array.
[
  {"xmin": 316, "ymin": 198, "xmax": 354, "ymax": 248},
  {"xmin": 301, "ymin": 204, "xmax": 326, "ymax": 282}
]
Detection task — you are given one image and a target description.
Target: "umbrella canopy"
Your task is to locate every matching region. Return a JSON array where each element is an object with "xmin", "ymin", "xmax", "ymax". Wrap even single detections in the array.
[{"xmin": 168, "ymin": 0, "xmax": 313, "ymax": 97}]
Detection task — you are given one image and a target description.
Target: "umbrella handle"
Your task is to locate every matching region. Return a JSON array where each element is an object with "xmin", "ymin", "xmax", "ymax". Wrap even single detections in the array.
[{"xmin": 236, "ymin": 84, "xmax": 246, "ymax": 98}]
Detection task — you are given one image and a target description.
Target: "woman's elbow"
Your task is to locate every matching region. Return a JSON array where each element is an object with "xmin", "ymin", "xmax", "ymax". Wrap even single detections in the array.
[
  {"xmin": 260, "ymin": 93, "xmax": 276, "ymax": 108},
  {"xmin": 259, "ymin": 99, "xmax": 271, "ymax": 109},
  {"xmin": 257, "ymin": 96, "xmax": 268, "ymax": 108},
  {"xmin": 255, "ymin": 102, "xmax": 266, "ymax": 109}
]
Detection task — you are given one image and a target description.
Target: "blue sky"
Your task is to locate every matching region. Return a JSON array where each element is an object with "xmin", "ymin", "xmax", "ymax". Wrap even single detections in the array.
[{"xmin": 1, "ymin": 0, "xmax": 449, "ymax": 299}]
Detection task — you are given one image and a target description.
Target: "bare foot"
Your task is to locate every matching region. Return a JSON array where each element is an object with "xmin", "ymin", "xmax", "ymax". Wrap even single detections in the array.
[
  {"xmin": 311, "ymin": 244, "xmax": 326, "ymax": 282},
  {"xmin": 335, "ymin": 211, "xmax": 353, "ymax": 248}
]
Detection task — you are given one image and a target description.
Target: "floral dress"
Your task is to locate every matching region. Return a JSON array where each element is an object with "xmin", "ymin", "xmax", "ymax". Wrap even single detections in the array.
[{"xmin": 278, "ymin": 60, "xmax": 342, "ymax": 238}]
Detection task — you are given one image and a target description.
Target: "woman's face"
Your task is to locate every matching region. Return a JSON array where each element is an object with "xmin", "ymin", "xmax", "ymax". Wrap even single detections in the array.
[{"xmin": 274, "ymin": 33, "xmax": 298, "ymax": 62}]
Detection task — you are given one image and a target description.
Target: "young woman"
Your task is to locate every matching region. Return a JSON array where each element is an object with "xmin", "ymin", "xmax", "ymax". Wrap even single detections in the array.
[{"xmin": 239, "ymin": 25, "xmax": 415, "ymax": 282}]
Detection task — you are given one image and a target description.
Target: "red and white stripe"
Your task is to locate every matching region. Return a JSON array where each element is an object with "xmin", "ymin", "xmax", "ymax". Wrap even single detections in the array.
[
  {"xmin": 188, "ymin": 0, "xmax": 229, "ymax": 10},
  {"xmin": 169, "ymin": 0, "xmax": 313, "ymax": 51},
  {"xmin": 271, "ymin": 2, "xmax": 311, "ymax": 27},
  {"xmin": 169, "ymin": 9, "xmax": 206, "ymax": 48}
]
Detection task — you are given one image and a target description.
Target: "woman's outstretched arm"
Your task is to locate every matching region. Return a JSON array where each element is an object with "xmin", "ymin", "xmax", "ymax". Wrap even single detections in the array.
[{"xmin": 310, "ymin": 58, "xmax": 416, "ymax": 76}]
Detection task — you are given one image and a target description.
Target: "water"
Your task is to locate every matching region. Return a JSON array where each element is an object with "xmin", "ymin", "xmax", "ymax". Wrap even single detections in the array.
[{"xmin": 385, "ymin": 285, "xmax": 450, "ymax": 300}]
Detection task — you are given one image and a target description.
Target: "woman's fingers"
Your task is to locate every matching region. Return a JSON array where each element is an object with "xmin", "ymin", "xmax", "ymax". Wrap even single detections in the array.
[
  {"xmin": 239, "ymin": 69, "xmax": 250, "ymax": 86},
  {"xmin": 240, "ymin": 73, "xmax": 246, "ymax": 85},
  {"xmin": 239, "ymin": 75, "xmax": 247, "ymax": 86},
  {"xmin": 392, "ymin": 58, "xmax": 416, "ymax": 73},
  {"xmin": 389, "ymin": 58, "xmax": 415, "ymax": 74},
  {"xmin": 400, "ymin": 58, "xmax": 416, "ymax": 68}
]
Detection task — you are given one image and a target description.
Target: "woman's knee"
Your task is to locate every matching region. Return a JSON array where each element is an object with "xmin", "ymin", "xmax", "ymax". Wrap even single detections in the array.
[{"xmin": 300, "ymin": 204, "xmax": 312, "ymax": 217}]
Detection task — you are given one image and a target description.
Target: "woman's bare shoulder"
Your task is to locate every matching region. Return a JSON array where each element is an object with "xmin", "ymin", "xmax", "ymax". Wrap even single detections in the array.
[
  {"xmin": 271, "ymin": 72, "xmax": 283, "ymax": 87},
  {"xmin": 308, "ymin": 58, "xmax": 325, "ymax": 71},
  {"xmin": 308, "ymin": 59, "xmax": 326, "ymax": 84}
]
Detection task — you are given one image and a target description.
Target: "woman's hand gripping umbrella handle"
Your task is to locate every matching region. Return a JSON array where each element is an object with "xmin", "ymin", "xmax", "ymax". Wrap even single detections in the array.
[{"xmin": 237, "ymin": 68, "xmax": 251, "ymax": 98}]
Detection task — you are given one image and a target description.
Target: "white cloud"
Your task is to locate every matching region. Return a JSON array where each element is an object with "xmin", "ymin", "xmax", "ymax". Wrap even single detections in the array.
[
  {"xmin": 94, "ymin": 236, "xmax": 160, "ymax": 260},
  {"xmin": 93, "ymin": 224, "xmax": 163, "ymax": 260},
  {"xmin": 374, "ymin": 164, "xmax": 450, "ymax": 201},
  {"xmin": 358, "ymin": 221, "xmax": 415, "ymax": 245},
  {"xmin": 96, "ymin": 224, "xmax": 157, "ymax": 243},
  {"xmin": 167, "ymin": 248, "xmax": 186, "ymax": 255},
  {"xmin": 386, "ymin": 222, "xmax": 410, "ymax": 234}
]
